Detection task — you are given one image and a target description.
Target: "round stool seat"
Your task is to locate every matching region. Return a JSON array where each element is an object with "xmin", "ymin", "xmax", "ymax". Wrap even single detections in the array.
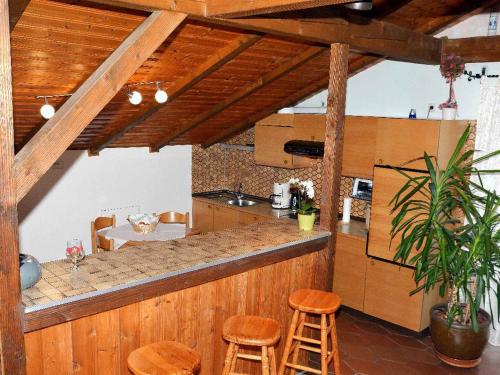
[
  {"xmin": 223, "ymin": 315, "xmax": 280, "ymax": 346},
  {"xmin": 127, "ymin": 341, "xmax": 201, "ymax": 375},
  {"xmin": 289, "ymin": 289, "xmax": 341, "ymax": 314}
]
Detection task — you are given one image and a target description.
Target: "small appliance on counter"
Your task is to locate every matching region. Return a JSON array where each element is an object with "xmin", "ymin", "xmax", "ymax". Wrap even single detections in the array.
[
  {"xmin": 352, "ymin": 178, "xmax": 372, "ymax": 201},
  {"xmin": 270, "ymin": 182, "xmax": 291, "ymax": 209}
]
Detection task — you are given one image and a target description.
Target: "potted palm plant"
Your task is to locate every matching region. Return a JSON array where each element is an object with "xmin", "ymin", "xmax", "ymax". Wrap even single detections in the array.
[{"xmin": 390, "ymin": 126, "xmax": 500, "ymax": 368}]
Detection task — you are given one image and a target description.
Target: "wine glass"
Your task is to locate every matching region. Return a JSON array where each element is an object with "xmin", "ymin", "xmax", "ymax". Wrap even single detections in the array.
[{"xmin": 66, "ymin": 239, "xmax": 85, "ymax": 270}]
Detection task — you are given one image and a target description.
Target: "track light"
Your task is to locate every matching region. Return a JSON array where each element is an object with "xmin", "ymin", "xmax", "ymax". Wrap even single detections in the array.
[
  {"xmin": 128, "ymin": 90, "xmax": 142, "ymax": 105},
  {"xmin": 40, "ymin": 97, "xmax": 55, "ymax": 119},
  {"xmin": 345, "ymin": 0, "xmax": 372, "ymax": 11},
  {"xmin": 154, "ymin": 82, "xmax": 168, "ymax": 104}
]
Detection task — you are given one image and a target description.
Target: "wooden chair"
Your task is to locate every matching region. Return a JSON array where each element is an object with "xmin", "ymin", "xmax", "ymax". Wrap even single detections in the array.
[
  {"xmin": 91, "ymin": 215, "xmax": 116, "ymax": 254},
  {"xmin": 278, "ymin": 289, "xmax": 341, "ymax": 375},
  {"xmin": 222, "ymin": 315, "xmax": 280, "ymax": 375},
  {"xmin": 158, "ymin": 211, "xmax": 190, "ymax": 228},
  {"xmin": 128, "ymin": 341, "xmax": 201, "ymax": 375}
]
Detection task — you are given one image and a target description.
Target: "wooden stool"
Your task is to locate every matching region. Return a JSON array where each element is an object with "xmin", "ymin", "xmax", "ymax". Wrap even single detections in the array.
[
  {"xmin": 222, "ymin": 315, "xmax": 281, "ymax": 375},
  {"xmin": 278, "ymin": 289, "xmax": 341, "ymax": 375},
  {"xmin": 128, "ymin": 341, "xmax": 201, "ymax": 375}
]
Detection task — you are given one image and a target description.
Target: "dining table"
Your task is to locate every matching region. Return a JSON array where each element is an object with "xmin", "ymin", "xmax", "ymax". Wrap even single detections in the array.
[{"xmin": 101, "ymin": 223, "xmax": 199, "ymax": 249}]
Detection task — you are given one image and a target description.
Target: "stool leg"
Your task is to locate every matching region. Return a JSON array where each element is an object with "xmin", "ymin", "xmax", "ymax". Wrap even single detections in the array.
[
  {"xmin": 278, "ymin": 309, "xmax": 300, "ymax": 375},
  {"xmin": 320, "ymin": 314, "xmax": 328, "ymax": 375},
  {"xmin": 289, "ymin": 312, "xmax": 306, "ymax": 375},
  {"xmin": 329, "ymin": 314, "xmax": 341, "ymax": 375},
  {"xmin": 268, "ymin": 346, "xmax": 277, "ymax": 375},
  {"xmin": 222, "ymin": 342, "xmax": 236, "ymax": 375},
  {"xmin": 261, "ymin": 345, "xmax": 270, "ymax": 375},
  {"xmin": 229, "ymin": 344, "xmax": 239, "ymax": 374}
]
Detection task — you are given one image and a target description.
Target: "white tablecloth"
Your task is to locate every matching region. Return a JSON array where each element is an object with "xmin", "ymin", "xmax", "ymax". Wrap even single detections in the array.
[{"xmin": 102, "ymin": 223, "xmax": 187, "ymax": 249}]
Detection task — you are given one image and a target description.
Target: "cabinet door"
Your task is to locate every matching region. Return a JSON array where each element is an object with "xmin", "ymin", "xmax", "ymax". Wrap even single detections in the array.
[
  {"xmin": 364, "ymin": 258, "xmax": 424, "ymax": 331},
  {"xmin": 375, "ymin": 118, "xmax": 439, "ymax": 169},
  {"xmin": 254, "ymin": 124, "xmax": 294, "ymax": 168},
  {"xmin": 213, "ymin": 206, "xmax": 240, "ymax": 231},
  {"xmin": 342, "ymin": 116, "xmax": 378, "ymax": 178},
  {"xmin": 192, "ymin": 200, "xmax": 214, "ymax": 233},
  {"xmin": 238, "ymin": 212, "xmax": 271, "ymax": 226},
  {"xmin": 368, "ymin": 167, "xmax": 427, "ymax": 263},
  {"xmin": 332, "ymin": 234, "xmax": 367, "ymax": 311}
]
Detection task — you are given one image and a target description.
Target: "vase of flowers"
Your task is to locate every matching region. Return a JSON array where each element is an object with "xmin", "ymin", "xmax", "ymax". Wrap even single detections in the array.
[
  {"xmin": 290, "ymin": 178, "xmax": 316, "ymax": 231},
  {"xmin": 438, "ymin": 54, "xmax": 465, "ymax": 120}
]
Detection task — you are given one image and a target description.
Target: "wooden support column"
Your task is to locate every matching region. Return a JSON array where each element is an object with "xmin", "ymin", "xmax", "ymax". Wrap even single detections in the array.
[
  {"xmin": 0, "ymin": 0, "xmax": 26, "ymax": 373},
  {"xmin": 318, "ymin": 43, "xmax": 349, "ymax": 291}
]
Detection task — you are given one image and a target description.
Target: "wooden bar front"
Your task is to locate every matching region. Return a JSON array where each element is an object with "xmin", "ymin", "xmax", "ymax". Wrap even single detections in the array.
[{"xmin": 24, "ymin": 244, "xmax": 328, "ymax": 374}]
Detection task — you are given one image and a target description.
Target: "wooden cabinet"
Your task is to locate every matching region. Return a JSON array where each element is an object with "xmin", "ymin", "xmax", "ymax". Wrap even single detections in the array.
[
  {"xmin": 254, "ymin": 114, "xmax": 323, "ymax": 169},
  {"xmin": 238, "ymin": 211, "xmax": 271, "ymax": 226},
  {"xmin": 332, "ymin": 234, "xmax": 367, "ymax": 311},
  {"xmin": 368, "ymin": 167, "xmax": 428, "ymax": 263},
  {"xmin": 192, "ymin": 198, "xmax": 270, "ymax": 233},
  {"xmin": 364, "ymin": 258, "xmax": 442, "ymax": 332},
  {"xmin": 342, "ymin": 116, "xmax": 378, "ymax": 178},
  {"xmin": 192, "ymin": 199, "xmax": 213, "ymax": 233},
  {"xmin": 213, "ymin": 205, "xmax": 240, "ymax": 231}
]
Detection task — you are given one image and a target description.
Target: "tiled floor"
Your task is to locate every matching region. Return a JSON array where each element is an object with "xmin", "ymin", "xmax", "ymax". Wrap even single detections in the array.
[{"xmin": 334, "ymin": 308, "xmax": 500, "ymax": 375}]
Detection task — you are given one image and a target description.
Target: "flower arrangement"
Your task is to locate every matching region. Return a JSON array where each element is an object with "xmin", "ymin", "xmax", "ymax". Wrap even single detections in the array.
[
  {"xmin": 289, "ymin": 178, "xmax": 315, "ymax": 215},
  {"xmin": 439, "ymin": 54, "xmax": 465, "ymax": 110}
]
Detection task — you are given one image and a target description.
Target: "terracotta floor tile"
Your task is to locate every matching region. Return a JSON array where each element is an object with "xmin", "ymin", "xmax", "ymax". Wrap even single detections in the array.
[{"xmin": 334, "ymin": 309, "xmax": 498, "ymax": 375}]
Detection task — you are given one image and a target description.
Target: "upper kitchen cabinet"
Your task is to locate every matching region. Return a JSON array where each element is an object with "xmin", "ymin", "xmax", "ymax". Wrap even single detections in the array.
[
  {"xmin": 253, "ymin": 114, "xmax": 471, "ymax": 176},
  {"xmin": 375, "ymin": 119, "xmax": 469, "ymax": 170},
  {"xmin": 254, "ymin": 114, "xmax": 324, "ymax": 169}
]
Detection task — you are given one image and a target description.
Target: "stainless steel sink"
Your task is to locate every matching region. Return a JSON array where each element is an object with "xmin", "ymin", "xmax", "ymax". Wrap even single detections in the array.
[{"xmin": 225, "ymin": 199, "xmax": 259, "ymax": 207}]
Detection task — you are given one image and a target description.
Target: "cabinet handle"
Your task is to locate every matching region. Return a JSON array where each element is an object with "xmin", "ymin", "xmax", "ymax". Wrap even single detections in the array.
[
  {"xmin": 283, "ymin": 159, "xmax": 288, "ymax": 165},
  {"xmin": 378, "ymin": 159, "xmax": 383, "ymax": 164},
  {"xmin": 370, "ymin": 260, "xmax": 375, "ymax": 266}
]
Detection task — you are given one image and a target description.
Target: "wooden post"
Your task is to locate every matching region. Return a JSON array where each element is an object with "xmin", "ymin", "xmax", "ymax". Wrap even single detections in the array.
[
  {"xmin": 0, "ymin": 0, "xmax": 26, "ymax": 373},
  {"xmin": 318, "ymin": 43, "xmax": 349, "ymax": 290}
]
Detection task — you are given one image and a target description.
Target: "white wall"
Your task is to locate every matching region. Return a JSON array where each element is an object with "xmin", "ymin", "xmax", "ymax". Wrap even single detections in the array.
[
  {"xmin": 293, "ymin": 13, "xmax": 500, "ymax": 121},
  {"xmin": 18, "ymin": 146, "xmax": 192, "ymax": 262}
]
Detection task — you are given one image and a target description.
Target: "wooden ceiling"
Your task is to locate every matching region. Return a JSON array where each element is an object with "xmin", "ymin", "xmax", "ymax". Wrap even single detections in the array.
[{"xmin": 10, "ymin": 0, "xmax": 498, "ymax": 152}]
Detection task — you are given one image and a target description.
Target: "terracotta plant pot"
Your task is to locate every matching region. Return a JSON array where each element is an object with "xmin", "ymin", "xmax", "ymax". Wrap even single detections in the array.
[
  {"xmin": 430, "ymin": 303, "xmax": 491, "ymax": 368},
  {"xmin": 298, "ymin": 213, "xmax": 315, "ymax": 231}
]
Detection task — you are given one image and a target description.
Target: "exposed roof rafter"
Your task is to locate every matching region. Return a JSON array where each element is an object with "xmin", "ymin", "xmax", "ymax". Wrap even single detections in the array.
[
  {"xmin": 8, "ymin": 0, "xmax": 30, "ymax": 31},
  {"xmin": 88, "ymin": 33, "xmax": 262, "ymax": 154},
  {"xmin": 443, "ymin": 35, "xmax": 500, "ymax": 63},
  {"xmin": 14, "ymin": 10, "xmax": 187, "ymax": 202},
  {"xmin": 150, "ymin": 46, "xmax": 325, "ymax": 151}
]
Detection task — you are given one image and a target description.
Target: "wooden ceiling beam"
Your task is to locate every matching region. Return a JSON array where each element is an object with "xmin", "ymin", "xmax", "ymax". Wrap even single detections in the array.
[
  {"xmin": 201, "ymin": 51, "xmax": 372, "ymax": 148},
  {"xmin": 205, "ymin": 0, "xmax": 352, "ymax": 18},
  {"xmin": 150, "ymin": 46, "xmax": 325, "ymax": 151},
  {"xmin": 8, "ymin": 0, "xmax": 30, "ymax": 31},
  {"xmin": 207, "ymin": 16, "xmax": 441, "ymax": 64},
  {"xmin": 87, "ymin": 0, "xmax": 207, "ymax": 14},
  {"xmin": 14, "ymin": 10, "xmax": 187, "ymax": 202},
  {"xmin": 88, "ymin": 33, "xmax": 261, "ymax": 154},
  {"xmin": 443, "ymin": 36, "xmax": 500, "ymax": 63}
]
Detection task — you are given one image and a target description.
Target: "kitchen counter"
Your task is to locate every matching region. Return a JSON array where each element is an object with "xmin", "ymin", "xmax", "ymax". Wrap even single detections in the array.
[
  {"xmin": 23, "ymin": 219, "xmax": 330, "ymax": 332},
  {"xmin": 193, "ymin": 193, "xmax": 368, "ymax": 240}
]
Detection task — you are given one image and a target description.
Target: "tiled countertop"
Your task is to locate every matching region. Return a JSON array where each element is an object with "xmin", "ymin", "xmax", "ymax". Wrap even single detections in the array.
[{"xmin": 23, "ymin": 220, "xmax": 330, "ymax": 312}]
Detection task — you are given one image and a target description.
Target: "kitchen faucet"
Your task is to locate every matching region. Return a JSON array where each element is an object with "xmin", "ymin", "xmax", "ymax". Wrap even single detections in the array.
[{"xmin": 235, "ymin": 182, "xmax": 243, "ymax": 200}]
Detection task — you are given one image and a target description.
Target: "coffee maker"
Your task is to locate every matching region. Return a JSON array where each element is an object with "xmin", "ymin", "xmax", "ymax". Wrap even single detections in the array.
[{"xmin": 270, "ymin": 182, "xmax": 291, "ymax": 209}]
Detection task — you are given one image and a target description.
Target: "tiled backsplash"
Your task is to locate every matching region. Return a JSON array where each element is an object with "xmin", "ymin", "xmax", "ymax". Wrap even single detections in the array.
[{"xmin": 192, "ymin": 128, "xmax": 369, "ymax": 218}]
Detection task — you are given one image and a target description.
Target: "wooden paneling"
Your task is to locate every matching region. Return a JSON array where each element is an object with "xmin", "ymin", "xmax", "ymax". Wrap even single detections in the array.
[
  {"xmin": 342, "ymin": 116, "xmax": 378, "ymax": 179},
  {"xmin": 213, "ymin": 205, "xmax": 239, "ymax": 231},
  {"xmin": 25, "ymin": 250, "xmax": 325, "ymax": 375},
  {"xmin": 364, "ymin": 258, "xmax": 425, "ymax": 331},
  {"xmin": 368, "ymin": 167, "xmax": 428, "ymax": 263},
  {"xmin": 375, "ymin": 118, "xmax": 439, "ymax": 169},
  {"xmin": 332, "ymin": 234, "xmax": 367, "ymax": 311},
  {"xmin": 436, "ymin": 120, "xmax": 470, "ymax": 168},
  {"xmin": 0, "ymin": 0, "xmax": 26, "ymax": 372},
  {"xmin": 238, "ymin": 211, "xmax": 271, "ymax": 226}
]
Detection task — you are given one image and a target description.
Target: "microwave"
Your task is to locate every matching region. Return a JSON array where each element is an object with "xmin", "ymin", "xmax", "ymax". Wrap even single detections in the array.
[{"xmin": 352, "ymin": 178, "xmax": 372, "ymax": 201}]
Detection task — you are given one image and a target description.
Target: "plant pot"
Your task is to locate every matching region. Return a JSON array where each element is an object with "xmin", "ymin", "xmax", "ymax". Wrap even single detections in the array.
[
  {"xmin": 442, "ymin": 107, "xmax": 457, "ymax": 120},
  {"xmin": 19, "ymin": 253, "xmax": 42, "ymax": 290},
  {"xmin": 430, "ymin": 303, "xmax": 491, "ymax": 368},
  {"xmin": 298, "ymin": 213, "xmax": 315, "ymax": 231}
]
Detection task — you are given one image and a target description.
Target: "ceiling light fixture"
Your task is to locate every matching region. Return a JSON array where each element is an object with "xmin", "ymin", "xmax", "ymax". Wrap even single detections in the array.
[
  {"xmin": 128, "ymin": 90, "xmax": 143, "ymax": 105},
  {"xmin": 154, "ymin": 82, "xmax": 168, "ymax": 104},
  {"xmin": 345, "ymin": 0, "xmax": 372, "ymax": 11},
  {"xmin": 36, "ymin": 94, "xmax": 72, "ymax": 120}
]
